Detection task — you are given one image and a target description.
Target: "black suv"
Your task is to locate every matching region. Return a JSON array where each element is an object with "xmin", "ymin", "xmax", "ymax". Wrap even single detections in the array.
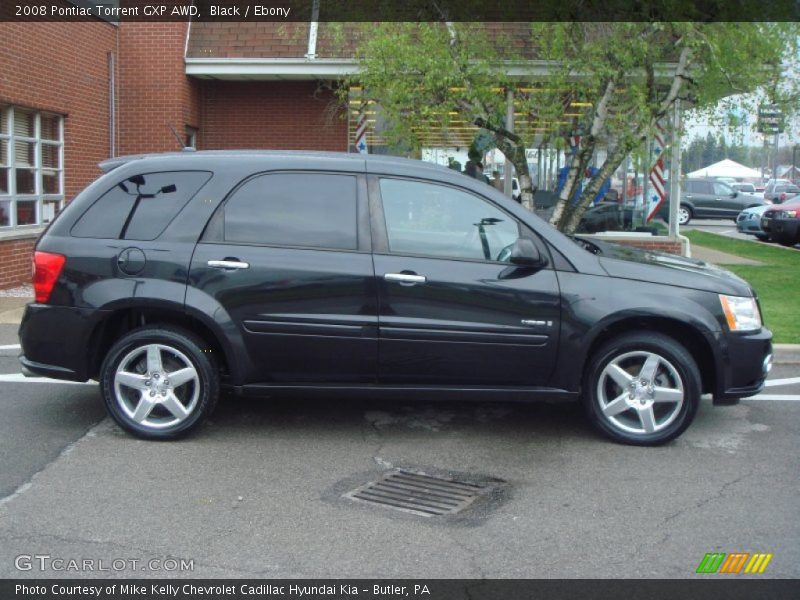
[{"xmin": 20, "ymin": 152, "xmax": 773, "ymax": 445}]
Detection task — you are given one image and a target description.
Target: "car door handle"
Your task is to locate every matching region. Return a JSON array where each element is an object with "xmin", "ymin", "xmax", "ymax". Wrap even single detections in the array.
[
  {"xmin": 208, "ymin": 259, "xmax": 249, "ymax": 270},
  {"xmin": 384, "ymin": 272, "xmax": 427, "ymax": 285}
]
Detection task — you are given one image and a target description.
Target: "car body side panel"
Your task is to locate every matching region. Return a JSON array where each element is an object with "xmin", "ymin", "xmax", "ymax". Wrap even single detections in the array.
[{"xmin": 549, "ymin": 271, "xmax": 727, "ymax": 393}]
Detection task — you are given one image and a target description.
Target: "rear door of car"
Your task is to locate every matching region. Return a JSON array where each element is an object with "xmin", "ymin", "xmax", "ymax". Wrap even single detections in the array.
[
  {"xmin": 188, "ymin": 168, "xmax": 378, "ymax": 385},
  {"xmin": 368, "ymin": 175, "xmax": 561, "ymax": 387}
]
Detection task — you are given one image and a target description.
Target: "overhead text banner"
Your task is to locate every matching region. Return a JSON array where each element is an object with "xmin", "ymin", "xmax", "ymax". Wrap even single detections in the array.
[{"xmin": 1, "ymin": 0, "xmax": 799, "ymax": 22}]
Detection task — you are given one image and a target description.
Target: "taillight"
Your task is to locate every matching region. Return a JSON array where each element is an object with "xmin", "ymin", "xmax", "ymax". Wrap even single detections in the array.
[{"xmin": 32, "ymin": 251, "xmax": 66, "ymax": 303}]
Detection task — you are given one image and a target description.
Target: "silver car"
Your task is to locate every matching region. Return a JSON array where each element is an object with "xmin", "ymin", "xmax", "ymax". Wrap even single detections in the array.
[{"xmin": 736, "ymin": 204, "xmax": 772, "ymax": 241}]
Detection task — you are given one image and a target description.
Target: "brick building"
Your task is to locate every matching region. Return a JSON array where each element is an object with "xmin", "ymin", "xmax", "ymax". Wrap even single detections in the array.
[{"xmin": 0, "ymin": 18, "xmax": 355, "ymax": 288}]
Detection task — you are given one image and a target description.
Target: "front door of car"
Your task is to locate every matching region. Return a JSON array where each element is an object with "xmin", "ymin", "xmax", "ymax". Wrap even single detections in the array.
[
  {"xmin": 713, "ymin": 181, "xmax": 742, "ymax": 217},
  {"xmin": 370, "ymin": 177, "xmax": 561, "ymax": 387},
  {"xmin": 188, "ymin": 171, "xmax": 378, "ymax": 385}
]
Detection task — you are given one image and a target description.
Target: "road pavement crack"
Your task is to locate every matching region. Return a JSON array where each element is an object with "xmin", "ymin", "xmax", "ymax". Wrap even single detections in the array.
[
  {"xmin": 0, "ymin": 419, "xmax": 107, "ymax": 509},
  {"xmin": 662, "ymin": 468, "xmax": 755, "ymax": 524}
]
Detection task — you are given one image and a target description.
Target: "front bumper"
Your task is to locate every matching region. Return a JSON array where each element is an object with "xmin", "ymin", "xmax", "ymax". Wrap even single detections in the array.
[
  {"xmin": 713, "ymin": 327, "xmax": 772, "ymax": 404},
  {"xmin": 735, "ymin": 215, "xmax": 764, "ymax": 234}
]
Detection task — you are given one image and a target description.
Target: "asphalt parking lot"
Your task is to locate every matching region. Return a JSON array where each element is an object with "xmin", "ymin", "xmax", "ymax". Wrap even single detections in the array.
[{"xmin": 1, "ymin": 322, "xmax": 799, "ymax": 579}]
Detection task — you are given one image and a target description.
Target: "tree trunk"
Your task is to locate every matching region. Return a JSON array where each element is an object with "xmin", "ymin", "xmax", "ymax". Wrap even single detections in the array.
[{"xmin": 561, "ymin": 142, "xmax": 634, "ymax": 233}]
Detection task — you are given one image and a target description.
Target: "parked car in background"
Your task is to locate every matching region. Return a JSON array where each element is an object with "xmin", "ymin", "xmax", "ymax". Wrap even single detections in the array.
[
  {"xmin": 771, "ymin": 184, "xmax": 800, "ymax": 205},
  {"xmin": 736, "ymin": 205, "xmax": 772, "ymax": 241},
  {"xmin": 763, "ymin": 178, "xmax": 793, "ymax": 203},
  {"xmin": 761, "ymin": 198, "xmax": 800, "ymax": 247},
  {"xmin": 576, "ymin": 202, "xmax": 634, "ymax": 233},
  {"xmin": 731, "ymin": 182, "xmax": 756, "ymax": 194},
  {"xmin": 659, "ymin": 178, "xmax": 766, "ymax": 225},
  {"xmin": 18, "ymin": 151, "xmax": 772, "ymax": 446}
]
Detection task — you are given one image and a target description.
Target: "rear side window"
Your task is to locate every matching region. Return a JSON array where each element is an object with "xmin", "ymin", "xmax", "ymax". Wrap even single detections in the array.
[
  {"xmin": 223, "ymin": 173, "xmax": 357, "ymax": 250},
  {"xmin": 71, "ymin": 171, "xmax": 211, "ymax": 240}
]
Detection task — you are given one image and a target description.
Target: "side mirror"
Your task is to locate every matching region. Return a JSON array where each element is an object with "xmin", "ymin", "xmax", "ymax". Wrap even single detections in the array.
[
  {"xmin": 509, "ymin": 238, "xmax": 546, "ymax": 267},
  {"xmin": 731, "ymin": 191, "xmax": 738, "ymax": 198}
]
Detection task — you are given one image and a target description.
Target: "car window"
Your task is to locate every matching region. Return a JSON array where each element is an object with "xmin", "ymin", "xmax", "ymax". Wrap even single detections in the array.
[
  {"xmin": 713, "ymin": 182, "xmax": 733, "ymax": 196},
  {"xmin": 379, "ymin": 178, "xmax": 519, "ymax": 262},
  {"xmin": 224, "ymin": 173, "xmax": 357, "ymax": 250},
  {"xmin": 72, "ymin": 171, "xmax": 211, "ymax": 239}
]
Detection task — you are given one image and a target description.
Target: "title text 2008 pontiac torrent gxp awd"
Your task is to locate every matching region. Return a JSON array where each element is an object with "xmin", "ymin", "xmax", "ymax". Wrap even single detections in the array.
[{"xmin": 19, "ymin": 152, "xmax": 772, "ymax": 445}]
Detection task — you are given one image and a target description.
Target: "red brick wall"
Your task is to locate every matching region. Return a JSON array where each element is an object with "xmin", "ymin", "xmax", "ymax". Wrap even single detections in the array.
[
  {"xmin": 0, "ymin": 18, "xmax": 117, "ymax": 287},
  {"xmin": 199, "ymin": 81, "xmax": 347, "ymax": 151},
  {"xmin": 0, "ymin": 20, "xmax": 117, "ymax": 201},
  {"xmin": 117, "ymin": 22, "xmax": 198, "ymax": 155},
  {"xmin": 586, "ymin": 236, "xmax": 684, "ymax": 255},
  {"xmin": 0, "ymin": 238, "xmax": 35, "ymax": 289}
]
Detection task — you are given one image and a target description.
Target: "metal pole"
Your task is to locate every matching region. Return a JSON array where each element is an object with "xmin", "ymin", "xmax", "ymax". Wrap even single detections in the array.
[
  {"xmin": 773, "ymin": 131, "xmax": 779, "ymax": 178},
  {"xmin": 669, "ymin": 100, "xmax": 682, "ymax": 238},
  {"xmin": 793, "ymin": 144, "xmax": 798, "ymax": 184},
  {"xmin": 504, "ymin": 89, "xmax": 514, "ymax": 197},
  {"xmin": 642, "ymin": 134, "xmax": 652, "ymax": 229}
]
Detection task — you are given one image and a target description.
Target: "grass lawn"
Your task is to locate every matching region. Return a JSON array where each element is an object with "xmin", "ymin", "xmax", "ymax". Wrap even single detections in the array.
[{"xmin": 684, "ymin": 231, "xmax": 799, "ymax": 343}]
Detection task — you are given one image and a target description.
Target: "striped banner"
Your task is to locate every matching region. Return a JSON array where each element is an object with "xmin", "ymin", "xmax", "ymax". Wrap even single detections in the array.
[
  {"xmin": 355, "ymin": 110, "xmax": 368, "ymax": 154},
  {"xmin": 646, "ymin": 121, "xmax": 668, "ymax": 222}
]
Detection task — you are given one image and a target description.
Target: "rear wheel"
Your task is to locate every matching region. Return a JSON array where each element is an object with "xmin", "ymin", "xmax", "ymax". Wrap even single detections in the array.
[
  {"xmin": 677, "ymin": 205, "xmax": 692, "ymax": 226},
  {"xmin": 583, "ymin": 332, "xmax": 701, "ymax": 445},
  {"xmin": 100, "ymin": 326, "xmax": 219, "ymax": 440}
]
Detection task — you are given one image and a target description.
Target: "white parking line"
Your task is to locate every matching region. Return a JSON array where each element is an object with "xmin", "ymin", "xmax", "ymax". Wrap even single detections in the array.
[
  {"xmin": 0, "ymin": 344, "xmax": 21, "ymax": 350},
  {"xmin": 0, "ymin": 372, "xmax": 797, "ymax": 401},
  {"xmin": 743, "ymin": 394, "xmax": 800, "ymax": 401},
  {"xmin": 0, "ymin": 373, "xmax": 92, "ymax": 385},
  {"xmin": 764, "ymin": 376, "xmax": 800, "ymax": 387}
]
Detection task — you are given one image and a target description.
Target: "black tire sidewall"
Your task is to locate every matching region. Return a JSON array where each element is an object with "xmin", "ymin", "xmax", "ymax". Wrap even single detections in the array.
[
  {"xmin": 583, "ymin": 333, "xmax": 701, "ymax": 446},
  {"xmin": 100, "ymin": 327, "xmax": 218, "ymax": 440}
]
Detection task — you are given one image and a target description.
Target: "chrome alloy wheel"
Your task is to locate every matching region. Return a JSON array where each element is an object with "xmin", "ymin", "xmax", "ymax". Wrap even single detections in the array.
[
  {"xmin": 596, "ymin": 351, "xmax": 684, "ymax": 435},
  {"xmin": 678, "ymin": 207, "xmax": 691, "ymax": 225},
  {"xmin": 113, "ymin": 344, "xmax": 200, "ymax": 429}
]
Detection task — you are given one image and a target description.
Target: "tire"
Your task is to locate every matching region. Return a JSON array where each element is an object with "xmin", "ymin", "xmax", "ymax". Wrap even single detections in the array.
[
  {"xmin": 677, "ymin": 205, "xmax": 692, "ymax": 226},
  {"xmin": 99, "ymin": 326, "xmax": 219, "ymax": 440},
  {"xmin": 583, "ymin": 332, "xmax": 701, "ymax": 446},
  {"xmin": 778, "ymin": 238, "xmax": 798, "ymax": 248},
  {"xmin": 755, "ymin": 234, "xmax": 770, "ymax": 242}
]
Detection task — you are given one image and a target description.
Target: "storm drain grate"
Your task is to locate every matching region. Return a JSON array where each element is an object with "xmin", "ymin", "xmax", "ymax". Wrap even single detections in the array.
[{"xmin": 344, "ymin": 470, "xmax": 490, "ymax": 517}]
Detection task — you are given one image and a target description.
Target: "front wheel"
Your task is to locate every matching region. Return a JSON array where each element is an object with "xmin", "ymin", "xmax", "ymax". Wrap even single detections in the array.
[
  {"xmin": 583, "ymin": 332, "xmax": 701, "ymax": 445},
  {"xmin": 100, "ymin": 326, "xmax": 219, "ymax": 440}
]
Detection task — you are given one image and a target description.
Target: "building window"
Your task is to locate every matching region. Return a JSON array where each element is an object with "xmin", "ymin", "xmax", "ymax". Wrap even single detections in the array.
[
  {"xmin": 185, "ymin": 126, "xmax": 198, "ymax": 150},
  {"xmin": 0, "ymin": 105, "xmax": 64, "ymax": 229}
]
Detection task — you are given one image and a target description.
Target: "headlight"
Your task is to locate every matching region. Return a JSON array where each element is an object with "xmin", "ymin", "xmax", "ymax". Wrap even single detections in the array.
[
  {"xmin": 719, "ymin": 294, "xmax": 762, "ymax": 332},
  {"xmin": 781, "ymin": 209, "xmax": 797, "ymax": 218}
]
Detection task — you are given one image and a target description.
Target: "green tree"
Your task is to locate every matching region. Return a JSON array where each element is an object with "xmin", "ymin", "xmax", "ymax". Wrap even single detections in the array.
[{"xmin": 346, "ymin": 21, "xmax": 798, "ymax": 232}]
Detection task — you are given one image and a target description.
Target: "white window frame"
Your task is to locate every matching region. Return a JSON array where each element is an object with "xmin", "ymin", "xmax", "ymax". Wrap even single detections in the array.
[{"xmin": 0, "ymin": 105, "xmax": 65, "ymax": 229}]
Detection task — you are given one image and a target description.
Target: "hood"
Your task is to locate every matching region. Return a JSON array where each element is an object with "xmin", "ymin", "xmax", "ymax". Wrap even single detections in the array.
[
  {"xmin": 741, "ymin": 204, "xmax": 771, "ymax": 216},
  {"xmin": 578, "ymin": 237, "xmax": 753, "ymax": 297}
]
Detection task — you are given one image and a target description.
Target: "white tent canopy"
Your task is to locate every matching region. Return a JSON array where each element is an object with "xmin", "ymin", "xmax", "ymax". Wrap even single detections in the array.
[{"xmin": 687, "ymin": 159, "xmax": 762, "ymax": 180}]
